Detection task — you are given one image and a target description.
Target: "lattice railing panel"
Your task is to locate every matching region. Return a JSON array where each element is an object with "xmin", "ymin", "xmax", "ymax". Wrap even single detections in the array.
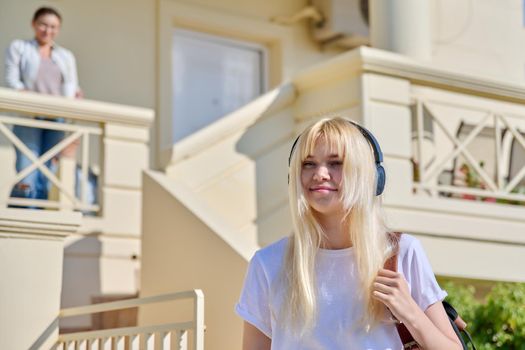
[
  {"xmin": 411, "ymin": 97, "xmax": 525, "ymax": 204},
  {"xmin": 0, "ymin": 114, "xmax": 101, "ymax": 212}
]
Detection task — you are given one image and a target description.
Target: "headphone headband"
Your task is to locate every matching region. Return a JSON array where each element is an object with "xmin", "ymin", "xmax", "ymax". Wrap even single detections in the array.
[{"xmin": 288, "ymin": 119, "xmax": 386, "ymax": 196}]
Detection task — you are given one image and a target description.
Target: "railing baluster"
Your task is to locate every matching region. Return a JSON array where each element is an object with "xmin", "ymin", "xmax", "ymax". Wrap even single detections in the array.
[
  {"xmin": 126, "ymin": 334, "xmax": 140, "ymax": 350},
  {"xmin": 193, "ymin": 290, "xmax": 204, "ymax": 350},
  {"xmin": 495, "ymin": 114, "xmax": 504, "ymax": 190},
  {"xmin": 499, "ymin": 115, "xmax": 525, "ymax": 193},
  {"xmin": 57, "ymin": 151, "xmax": 76, "ymax": 211},
  {"xmin": 416, "ymin": 100, "xmax": 425, "ymax": 187},
  {"xmin": 99, "ymin": 337, "xmax": 111, "ymax": 350},
  {"xmin": 82, "ymin": 339, "xmax": 89, "ymax": 350},
  {"xmin": 81, "ymin": 131, "xmax": 89, "ymax": 204},
  {"xmin": 154, "ymin": 331, "xmax": 173, "ymax": 350},
  {"xmin": 112, "ymin": 336, "xmax": 125, "ymax": 350},
  {"xmin": 175, "ymin": 330, "xmax": 188, "ymax": 350},
  {"xmin": 140, "ymin": 333, "xmax": 154, "ymax": 350}
]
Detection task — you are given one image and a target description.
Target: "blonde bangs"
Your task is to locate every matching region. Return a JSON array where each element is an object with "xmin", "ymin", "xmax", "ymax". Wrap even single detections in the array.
[{"xmin": 298, "ymin": 120, "xmax": 348, "ymax": 165}]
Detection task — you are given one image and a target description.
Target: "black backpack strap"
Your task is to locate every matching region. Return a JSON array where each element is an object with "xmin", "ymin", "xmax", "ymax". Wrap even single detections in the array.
[
  {"xmin": 443, "ymin": 301, "xmax": 477, "ymax": 350},
  {"xmin": 462, "ymin": 330, "xmax": 477, "ymax": 350}
]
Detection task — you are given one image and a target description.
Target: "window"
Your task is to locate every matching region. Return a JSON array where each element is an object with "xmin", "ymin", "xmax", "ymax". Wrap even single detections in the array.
[{"xmin": 172, "ymin": 29, "xmax": 268, "ymax": 142}]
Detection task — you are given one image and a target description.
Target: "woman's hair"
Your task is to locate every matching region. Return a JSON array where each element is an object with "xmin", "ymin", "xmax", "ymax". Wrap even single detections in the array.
[
  {"xmin": 283, "ymin": 116, "xmax": 392, "ymax": 331},
  {"xmin": 32, "ymin": 7, "xmax": 62, "ymax": 23}
]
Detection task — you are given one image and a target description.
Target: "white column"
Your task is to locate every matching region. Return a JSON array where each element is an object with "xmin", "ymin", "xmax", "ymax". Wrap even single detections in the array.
[{"xmin": 369, "ymin": 0, "xmax": 431, "ymax": 61}]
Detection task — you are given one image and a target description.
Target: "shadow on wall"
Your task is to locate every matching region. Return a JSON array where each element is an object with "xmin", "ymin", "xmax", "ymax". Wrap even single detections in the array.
[
  {"xmin": 60, "ymin": 235, "xmax": 102, "ymax": 332},
  {"xmin": 28, "ymin": 317, "xmax": 58, "ymax": 350},
  {"xmin": 235, "ymin": 114, "xmax": 294, "ymax": 247}
]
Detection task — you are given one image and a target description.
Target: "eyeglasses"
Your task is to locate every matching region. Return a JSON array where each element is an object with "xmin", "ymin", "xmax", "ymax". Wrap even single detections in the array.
[{"xmin": 35, "ymin": 21, "xmax": 59, "ymax": 32}]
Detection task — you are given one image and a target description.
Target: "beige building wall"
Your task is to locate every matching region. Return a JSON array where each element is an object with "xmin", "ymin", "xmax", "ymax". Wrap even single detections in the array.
[
  {"xmin": 140, "ymin": 170, "xmax": 250, "ymax": 350},
  {"xmin": 431, "ymin": 0, "xmax": 525, "ymax": 83}
]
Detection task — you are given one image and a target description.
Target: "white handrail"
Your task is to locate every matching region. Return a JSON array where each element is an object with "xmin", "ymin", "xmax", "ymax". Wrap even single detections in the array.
[
  {"xmin": 59, "ymin": 290, "xmax": 200, "ymax": 317},
  {"xmin": 0, "ymin": 87, "xmax": 153, "ymax": 126},
  {"xmin": 55, "ymin": 289, "xmax": 205, "ymax": 350}
]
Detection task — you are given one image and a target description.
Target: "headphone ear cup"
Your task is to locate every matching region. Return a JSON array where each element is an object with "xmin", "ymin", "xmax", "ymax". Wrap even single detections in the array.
[{"xmin": 375, "ymin": 165, "xmax": 386, "ymax": 196}]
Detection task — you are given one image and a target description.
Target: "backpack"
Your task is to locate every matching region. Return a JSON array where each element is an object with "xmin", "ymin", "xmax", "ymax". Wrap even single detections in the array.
[{"xmin": 384, "ymin": 233, "xmax": 476, "ymax": 350}]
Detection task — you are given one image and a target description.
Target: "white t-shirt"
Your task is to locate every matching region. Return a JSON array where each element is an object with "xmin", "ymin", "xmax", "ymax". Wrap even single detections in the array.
[{"xmin": 235, "ymin": 234, "xmax": 447, "ymax": 350}]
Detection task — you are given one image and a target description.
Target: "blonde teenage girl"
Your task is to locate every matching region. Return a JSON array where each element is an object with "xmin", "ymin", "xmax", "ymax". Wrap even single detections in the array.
[{"xmin": 236, "ymin": 117, "xmax": 462, "ymax": 349}]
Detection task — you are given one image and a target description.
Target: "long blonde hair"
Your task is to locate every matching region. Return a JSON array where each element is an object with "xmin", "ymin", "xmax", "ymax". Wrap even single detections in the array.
[{"xmin": 284, "ymin": 117, "xmax": 393, "ymax": 331}]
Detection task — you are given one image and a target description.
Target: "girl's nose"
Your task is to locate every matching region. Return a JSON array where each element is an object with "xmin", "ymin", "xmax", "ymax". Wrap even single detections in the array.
[{"xmin": 313, "ymin": 165, "xmax": 329, "ymax": 181}]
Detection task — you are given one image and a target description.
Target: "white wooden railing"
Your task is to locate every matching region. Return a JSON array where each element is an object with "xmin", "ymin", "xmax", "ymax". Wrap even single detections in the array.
[
  {"xmin": 0, "ymin": 113, "xmax": 101, "ymax": 211},
  {"xmin": 54, "ymin": 290, "xmax": 205, "ymax": 350},
  {"xmin": 411, "ymin": 92, "xmax": 525, "ymax": 204},
  {"xmin": 0, "ymin": 87, "xmax": 153, "ymax": 216}
]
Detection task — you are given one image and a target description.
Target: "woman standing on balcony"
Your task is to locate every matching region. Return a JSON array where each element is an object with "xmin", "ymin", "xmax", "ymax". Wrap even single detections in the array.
[
  {"xmin": 236, "ymin": 117, "xmax": 462, "ymax": 349},
  {"xmin": 4, "ymin": 6, "xmax": 81, "ymax": 202}
]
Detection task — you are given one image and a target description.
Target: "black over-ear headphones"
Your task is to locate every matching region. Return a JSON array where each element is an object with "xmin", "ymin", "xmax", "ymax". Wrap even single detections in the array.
[{"xmin": 288, "ymin": 120, "xmax": 386, "ymax": 196}]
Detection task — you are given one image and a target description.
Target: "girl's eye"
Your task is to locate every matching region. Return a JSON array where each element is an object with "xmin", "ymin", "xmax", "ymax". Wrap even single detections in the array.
[
  {"xmin": 329, "ymin": 160, "xmax": 343, "ymax": 167},
  {"xmin": 302, "ymin": 161, "xmax": 315, "ymax": 168}
]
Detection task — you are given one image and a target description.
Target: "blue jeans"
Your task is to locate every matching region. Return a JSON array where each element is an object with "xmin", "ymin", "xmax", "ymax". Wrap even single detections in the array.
[{"xmin": 10, "ymin": 124, "xmax": 64, "ymax": 201}]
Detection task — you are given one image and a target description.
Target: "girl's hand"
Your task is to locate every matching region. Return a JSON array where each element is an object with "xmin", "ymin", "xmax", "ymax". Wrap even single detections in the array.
[{"xmin": 372, "ymin": 268, "xmax": 420, "ymax": 324}]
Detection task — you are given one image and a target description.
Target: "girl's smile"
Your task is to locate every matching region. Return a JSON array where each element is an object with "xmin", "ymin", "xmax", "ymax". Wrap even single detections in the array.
[{"xmin": 309, "ymin": 185, "xmax": 337, "ymax": 193}]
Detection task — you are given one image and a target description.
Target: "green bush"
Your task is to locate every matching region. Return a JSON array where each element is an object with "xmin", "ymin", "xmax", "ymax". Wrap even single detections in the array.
[{"xmin": 443, "ymin": 281, "xmax": 525, "ymax": 350}]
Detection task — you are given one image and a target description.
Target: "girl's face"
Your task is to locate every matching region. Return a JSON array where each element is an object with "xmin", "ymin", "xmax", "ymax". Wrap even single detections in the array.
[
  {"xmin": 32, "ymin": 14, "xmax": 61, "ymax": 46},
  {"xmin": 301, "ymin": 138, "xmax": 345, "ymax": 218}
]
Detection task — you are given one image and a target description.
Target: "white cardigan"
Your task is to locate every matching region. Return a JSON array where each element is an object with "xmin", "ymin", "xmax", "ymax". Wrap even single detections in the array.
[{"xmin": 5, "ymin": 39, "xmax": 79, "ymax": 98}]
